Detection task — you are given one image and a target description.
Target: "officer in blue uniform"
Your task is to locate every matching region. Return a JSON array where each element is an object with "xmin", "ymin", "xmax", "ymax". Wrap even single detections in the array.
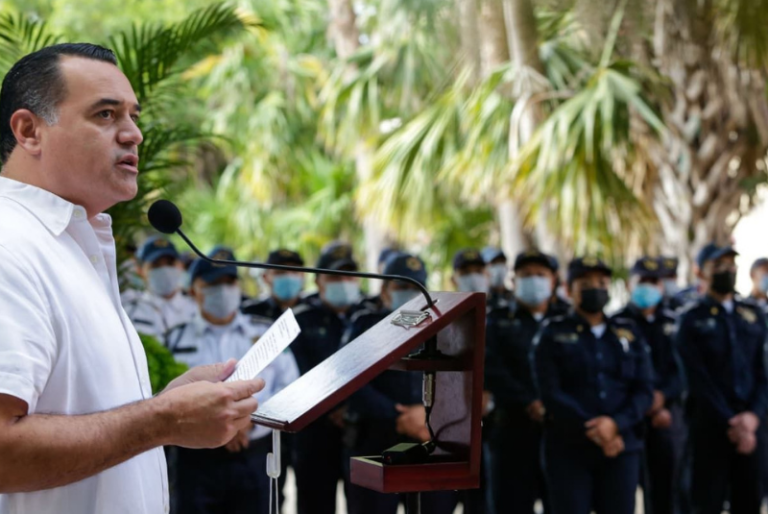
[
  {"xmin": 615, "ymin": 257, "xmax": 685, "ymax": 514},
  {"xmin": 676, "ymin": 244, "xmax": 768, "ymax": 514},
  {"xmin": 343, "ymin": 253, "xmax": 457, "ymax": 514},
  {"xmin": 747, "ymin": 257, "xmax": 768, "ymax": 313},
  {"xmin": 290, "ymin": 242, "xmax": 369, "ymax": 514},
  {"xmin": 452, "ymin": 249, "xmax": 489, "ymax": 296},
  {"xmin": 658, "ymin": 257, "xmax": 685, "ymax": 312},
  {"xmin": 482, "ymin": 246, "xmax": 514, "ymax": 311},
  {"xmin": 165, "ymin": 247, "xmax": 300, "ymax": 514},
  {"xmin": 533, "ymin": 257, "xmax": 654, "ymax": 514},
  {"xmin": 485, "ymin": 249, "xmax": 560, "ymax": 514},
  {"xmin": 242, "ymin": 249, "xmax": 306, "ymax": 320}
]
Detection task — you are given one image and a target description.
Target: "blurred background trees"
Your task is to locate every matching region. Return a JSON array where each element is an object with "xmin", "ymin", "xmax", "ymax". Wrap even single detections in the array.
[{"xmin": 2, "ymin": 0, "xmax": 768, "ymax": 289}]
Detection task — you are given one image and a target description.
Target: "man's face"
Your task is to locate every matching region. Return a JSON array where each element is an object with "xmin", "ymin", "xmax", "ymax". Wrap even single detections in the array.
[
  {"xmin": 514, "ymin": 263, "xmax": 555, "ymax": 287},
  {"xmin": 751, "ymin": 264, "xmax": 768, "ymax": 291},
  {"xmin": 567, "ymin": 271, "xmax": 611, "ymax": 306},
  {"xmin": 37, "ymin": 57, "xmax": 142, "ymax": 215},
  {"xmin": 140, "ymin": 255, "xmax": 181, "ymax": 279},
  {"xmin": 702, "ymin": 255, "xmax": 737, "ymax": 291}
]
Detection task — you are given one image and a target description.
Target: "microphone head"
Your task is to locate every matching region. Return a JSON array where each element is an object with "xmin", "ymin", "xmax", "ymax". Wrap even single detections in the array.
[{"xmin": 148, "ymin": 200, "xmax": 183, "ymax": 234}]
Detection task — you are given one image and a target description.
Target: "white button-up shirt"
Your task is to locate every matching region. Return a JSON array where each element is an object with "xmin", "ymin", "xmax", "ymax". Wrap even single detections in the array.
[
  {"xmin": 0, "ymin": 177, "xmax": 168, "ymax": 514},
  {"xmin": 124, "ymin": 290, "xmax": 197, "ymax": 339},
  {"xmin": 167, "ymin": 312, "xmax": 299, "ymax": 440}
]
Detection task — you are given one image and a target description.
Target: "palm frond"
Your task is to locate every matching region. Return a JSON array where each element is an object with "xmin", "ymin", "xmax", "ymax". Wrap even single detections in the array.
[{"xmin": 0, "ymin": 11, "xmax": 60, "ymax": 74}]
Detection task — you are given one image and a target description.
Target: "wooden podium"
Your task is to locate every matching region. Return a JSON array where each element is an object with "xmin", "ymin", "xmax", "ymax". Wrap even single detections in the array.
[{"xmin": 251, "ymin": 291, "xmax": 486, "ymax": 499}]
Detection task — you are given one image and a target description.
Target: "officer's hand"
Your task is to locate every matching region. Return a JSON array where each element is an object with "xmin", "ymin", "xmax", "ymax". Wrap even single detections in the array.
[
  {"xmin": 585, "ymin": 416, "xmax": 618, "ymax": 446},
  {"xmin": 651, "ymin": 409, "xmax": 672, "ymax": 429},
  {"xmin": 526, "ymin": 400, "xmax": 546, "ymax": 423},
  {"xmin": 648, "ymin": 390, "xmax": 665, "ymax": 415},
  {"xmin": 395, "ymin": 404, "xmax": 429, "ymax": 442},
  {"xmin": 730, "ymin": 412, "xmax": 760, "ymax": 434},
  {"xmin": 736, "ymin": 431, "xmax": 757, "ymax": 455},
  {"xmin": 162, "ymin": 359, "xmax": 238, "ymax": 393},
  {"xmin": 602, "ymin": 435, "xmax": 625, "ymax": 458},
  {"xmin": 224, "ymin": 426, "xmax": 251, "ymax": 453},
  {"xmin": 158, "ymin": 378, "xmax": 264, "ymax": 449}
]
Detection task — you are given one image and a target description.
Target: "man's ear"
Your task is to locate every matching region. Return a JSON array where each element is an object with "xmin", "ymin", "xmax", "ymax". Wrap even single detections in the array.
[{"xmin": 9, "ymin": 109, "xmax": 44, "ymax": 157}]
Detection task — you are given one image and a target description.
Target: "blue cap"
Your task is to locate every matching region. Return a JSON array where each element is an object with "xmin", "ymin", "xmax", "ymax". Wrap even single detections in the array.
[
  {"xmin": 658, "ymin": 257, "xmax": 678, "ymax": 278},
  {"xmin": 631, "ymin": 257, "xmax": 662, "ymax": 279},
  {"xmin": 453, "ymin": 249, "xmax": 485, "ymax": 270},
  {"xmin": 316, "ymin": 241, "xmax": 357, "ymax": 270},
  {"xmin": 189, "ymin": 246, "xmax": 239, "ymax": 284},
  {"xmin": 378, "ymin": 248, "xmax": 399, "ymax": 265},
  {"xmin": 513, "ymin": 249, "xmax": 558, "ymax": 272},
  {"xmin": 696, "ymin": 243, "xmax": 738, "ymax": 268},
  {"xmin": 383, "ymin": 253, "xmax": 428, "ymax": 286},
  {"xmin": 267, "ymin": 249, "xmax": 304, "ymax": 266},
  {"xmin": 481, "ymin": 246, "xmax": 506, "ymax": 264},
  {"xmin": 138, "ymin": 236, "xmax": 179, "ymax": 264},
  {"xmin": 567, "ymin": 256, "xmax": 612, "ymax": 283}
]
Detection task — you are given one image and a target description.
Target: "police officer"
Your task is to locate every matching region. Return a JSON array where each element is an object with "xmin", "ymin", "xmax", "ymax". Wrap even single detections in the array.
[
  {"xmin": 452, "ymin": 249, "xmax": 489, "ymax": 295},
  {"xmin": 290, "ymin": 242, "xmax": 368, "ymax": 514},
  {"xmin": 485, "ymin": 250, "xmax": 560, "ymax": 514},
  {"xmin": 482, "ymin": 246, "xmax": 514, "ymax": 310},
  {"xmin": 658, "ymin": 257, "xmax": 684, "ymax": 311},
  {"xmin": 343, "ymin": 253, "xmax": 457, "ymax": 514},
  {"xmin": 165, "ymin": 246, "xmax": 299, "ymax": 514},
  {"xmin": 615, "ymin": 257, "xmax": 685, "ymax": 514},
  {"xmin": 676, "ymin": 244, "xmax": 767, "ymax": 514},
  {"xmin": 747, "ymin": 257, "xmax": 768, "ymax": 312},
  {"xmin": 242, "ymin": 249, "xmax": 306, "ymax": 320},
  {"xmin": 124, "ymin": 235, "xmax": 197, "ymax": 338},
  {"xmin": 533, "ymin": 257, "xmax": 654, "ymax": 514}
]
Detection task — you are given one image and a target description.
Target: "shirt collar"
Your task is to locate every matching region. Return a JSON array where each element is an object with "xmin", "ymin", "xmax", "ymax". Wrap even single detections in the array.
[{"xmin": 193, "ymin": 310, "xmax": 249, "ymax": 336}]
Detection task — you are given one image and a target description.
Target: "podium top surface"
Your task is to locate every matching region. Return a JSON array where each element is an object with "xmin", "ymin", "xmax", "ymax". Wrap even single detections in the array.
[{"xmin": 251, "ymin": 291, "xmax": 484, "ymax": 432}]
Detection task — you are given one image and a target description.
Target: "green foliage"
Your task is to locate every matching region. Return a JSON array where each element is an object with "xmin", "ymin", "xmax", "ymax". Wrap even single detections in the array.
[
  {"xmin": 0, "ymin": 10, "xmax": 60, "ymax": 75},
  {"xmin": 139, "ymin": 333, "xmax": 188, "ymax": 394}
]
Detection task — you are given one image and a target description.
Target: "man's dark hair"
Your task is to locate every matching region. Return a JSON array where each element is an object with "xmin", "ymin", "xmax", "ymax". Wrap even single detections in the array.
[{"xmin": 0, "ymin": 43, "xmax": 118, "ymax": 164}]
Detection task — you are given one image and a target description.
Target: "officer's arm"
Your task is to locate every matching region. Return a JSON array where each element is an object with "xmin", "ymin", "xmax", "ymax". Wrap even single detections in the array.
[
  {"xmin": 747, "ymin": 318, "xmax": 768, "ymax": 418},
  {"xmin": 532, "ymin": 325, "xmax": 591, "ymax": 420},
  {"xmin": 612, "ymin": 335, "xmax": 654, "ymax": 432},
  {"xmin": 485, "ymin": 318, "xmax": 537, "ymax": 406},
  {"xmin": 676, "ymin": 312, "xmax": 736, "ymax": 423}
]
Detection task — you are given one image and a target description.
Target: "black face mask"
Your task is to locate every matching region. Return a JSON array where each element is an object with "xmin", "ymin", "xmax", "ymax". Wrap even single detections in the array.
[
  {"xmin": 579, "ymin": 288, "xmax": 609, "ymax": 314},
  {"xmin": 711, "ymin": 270, "xmax": 736, "ymax": 295}
]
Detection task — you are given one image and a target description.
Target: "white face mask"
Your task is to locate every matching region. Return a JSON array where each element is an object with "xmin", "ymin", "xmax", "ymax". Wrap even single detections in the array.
[
  {"xmin": 148, "ymin": 266, "xmax": 182, "ymax": 297},
  {"xmin": 389, "ymin": 289, "xmax": 420, "ymax": 311},
  {"xmin": 323, "ymin": 281, "xmax": 361, "ymax": 308},
  {"xmin": 201, "ymin": 284, "xmax": 242, "ymax": 319},
  {"xmin": 456, "ymin": 273, "xmax": 489, "ymax": 293},
  {"xmin": 488, "ymin": 264, "xmax": 508, "ymax": 289},
  {"xmin": 515, "ymin": 276, "xmax": 552, "ymax": 306}
]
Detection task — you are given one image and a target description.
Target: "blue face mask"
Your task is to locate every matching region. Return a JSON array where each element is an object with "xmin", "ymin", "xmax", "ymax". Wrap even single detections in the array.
[
  {"xmin": 760, "ymin": 275, "xmax": 768, "ymax": 294},
  {"xmin": 389, "ymin": 289, "xmax": 419, "ymax": 311},
  {"xmin": 515, "ymin": 276, "xmax": 552, "ymax": 306},
  {"xmin": 631, "ymin": 283, "xmax": 663, "ymax": 310},
  {"xmin": 323, "ymin": 281, "xmax": 360, "ymax": 308},
  {"xmin": 272, "ymin": 275, "xmax": 303, "ymax": 301}
]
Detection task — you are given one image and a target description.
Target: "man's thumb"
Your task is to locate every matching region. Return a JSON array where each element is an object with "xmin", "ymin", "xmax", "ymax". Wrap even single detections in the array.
[{"xmin": 216, "ymin": 359, "xmax": 238, "ymax": 381}]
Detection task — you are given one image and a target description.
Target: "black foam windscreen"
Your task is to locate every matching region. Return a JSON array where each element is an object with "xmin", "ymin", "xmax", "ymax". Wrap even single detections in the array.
[{"xmin": 147, "ymin": 199, "xmax": 183, "ymax": 234}]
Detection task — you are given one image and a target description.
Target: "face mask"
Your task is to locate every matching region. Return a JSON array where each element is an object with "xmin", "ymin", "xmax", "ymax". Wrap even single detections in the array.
[
  {"xmin": 662, "ymin": 279, "xmax": 679, "ymax": 297},
  {"xmin": 711, "ymin": 270, "xmax": 736, "ymax": 295},
  {"xmin": 515, "ymin": 276, "xmax": 552, "ymax": 306},
  {"xmin": 148, "ymin": 266, "xmax": 182, "ymax": 297},
  {"xmin": 202, "ymin": 284, "xmax": 242, "ymax": 319},
  {"xmin": 324, "ymin": 281, "xmax": 360, "ymax": 308},
  {"xmin": 456, "ymin": 273, "xmax": 489, "ymax": 293},
  {"xmin": 579, "ymin": 288, "xmax": 609, "ymax": 314},
  {"xmin": 759, "ymin": 275, "xmax": 768, "ymax": 294},
  {"xmin": 272, "ymin": 275, "xmax": 303, "ymax": 302},
  {"xmin": 488, "ymin": 264, "xmax": 508, "ymax": 289},
  {"xmin": 631, "ymin": 284, "xmax": 663, "ymax": 310},
  {"xmin": 389, "ymin": 289, "xmax": 419, "ymax": 311}
]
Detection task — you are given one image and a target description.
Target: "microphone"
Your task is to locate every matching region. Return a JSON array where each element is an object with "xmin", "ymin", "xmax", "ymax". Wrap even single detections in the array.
[{"xmin": 147, "ymin": 199, "xmax": 436, "ymax": 309}]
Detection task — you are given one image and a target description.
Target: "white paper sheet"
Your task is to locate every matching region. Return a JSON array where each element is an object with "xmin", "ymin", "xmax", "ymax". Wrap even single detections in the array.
[{"xmin": 225, "ymin": 308, "xmax": 301, "ymax": 382}]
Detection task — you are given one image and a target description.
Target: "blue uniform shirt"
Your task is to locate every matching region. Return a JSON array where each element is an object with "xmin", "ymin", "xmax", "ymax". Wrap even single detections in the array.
[
  {"xmin": 676, "ymin": 295, "xmax": 768, "ymax": 425},
  {"xmin": 533, "ymin": 313, "xmax": 654, "ymax": 451}
]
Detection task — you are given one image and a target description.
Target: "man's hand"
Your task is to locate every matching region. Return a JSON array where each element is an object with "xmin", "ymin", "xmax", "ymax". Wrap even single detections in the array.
[
  {"xmin": 526, "ymin": 400, "xmax": 545, "ymax": 423},
  {"xmin": 395, "ymin": 404, "xmax": 429, "ymax": 442},
  {"xmin": 651, "ymin": 409, "xmax": 672, "ymax": 429},
  {"xmin": 729, "ymin": 412, "xmax": 760, "ymax": 434},
  {"xmin": 602, "ymin": 435, "xmax": 625, "ymax": 458},
  {"xmin": 162, "ymin": 359, "xmax": 237, "ymax": 393},
  {"xmin": 648, "ymin": 390, "xmax": 665, "ymax": 415},
  {"xmin": 585, "ymin": 416, "xmax": 618, "ymax": 447},
  {"xmin": 224, "ymin": 426, "xmax": 251, "ymax": 453},
  {"xmin": 158, "ymin": 378, "xmax": 265, "ymax": 449},
  {"xmin": 735, "ymin": 431, "xmax": 758, "ymax": 455},
  {"xmin": 727, "ymin": 412, "xmax": 760, "ymax": 455}
]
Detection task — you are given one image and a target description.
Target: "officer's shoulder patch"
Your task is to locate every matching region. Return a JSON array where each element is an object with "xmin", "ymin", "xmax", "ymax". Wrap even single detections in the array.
[
  {"xmin": 612, "ymin": 327, "xmax": 636, "ymax": 343},
  {"xmin": 737, "ymin": 305, "xmax": 758, "ymax": 324}
]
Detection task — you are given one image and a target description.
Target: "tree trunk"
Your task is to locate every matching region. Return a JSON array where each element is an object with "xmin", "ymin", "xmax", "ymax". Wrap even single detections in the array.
[{"xmin": 457, "ymin": 0, "xmax": 482, "ymax": 84}]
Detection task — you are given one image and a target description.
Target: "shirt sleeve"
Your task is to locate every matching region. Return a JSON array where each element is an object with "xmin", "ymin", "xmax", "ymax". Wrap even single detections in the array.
[{"xmin": 0, "ymin": 244, "xmax": 57, "ymax": 413}]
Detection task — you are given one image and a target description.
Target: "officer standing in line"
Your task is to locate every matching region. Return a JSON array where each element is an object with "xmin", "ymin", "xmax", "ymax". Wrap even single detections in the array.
[
  {"xmin": 533, "ymin": 257, "xmax": 654, "ymax": 514},
  {"xmin": 658, "ymin": 257, "xmax": 685, "ymax": 312},
  {"xmin": 242, "ymin": 249, "xmax": 306, "ymax": 319},
  {"xmin": 124, "ymin": 235, "xmax": 197, "ymax": 338},
  {"xmin": 290, "ymin": 242, "xmax": 368, "ymax": 514},
  {"xmin": 452, "ymin": 249, "xmax": 489, "ymax": 295},
  {"xmin": 676, "ymin": 244, "xmax": 768, "ymax": 514},
  {"xmin": 485, "ymin": 250, "xmax": 560, "ymax": 514},
  {"xmin": 747, "ymin": 257, "xmax": 768, "ymax": 312},
  {"xmin": 483, "ymin": 246, "xmax": 514, "ymax": 311},
  {"xmin": 615, "ymin": 257, "xmax": 686, "ymax": 514},
  {"xmin": 342, "ymin": 253, "xmax": 458, "ymax": 514},
  {"xmin": 165, "ymin": 247, "xmax": 300, "ymax": 514}
]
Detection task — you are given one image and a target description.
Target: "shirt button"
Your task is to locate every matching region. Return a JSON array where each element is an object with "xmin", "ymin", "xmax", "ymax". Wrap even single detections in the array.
[
  {"xmin": 73, "ymin": 208, "xmax": 85, "ymax": 219},
  {"xmin": 599, "ymin": 391, "xmax": 607, "ymax": 399},
  {"xmin": 90, "ymin": 255, "xmax": 98, "ymax": 264}
]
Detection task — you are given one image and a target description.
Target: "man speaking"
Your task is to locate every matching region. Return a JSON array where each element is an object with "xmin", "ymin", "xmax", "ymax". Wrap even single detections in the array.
[{"xmin": 0, "ymin": 44, "xmax": 264, "ymax": 513}]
